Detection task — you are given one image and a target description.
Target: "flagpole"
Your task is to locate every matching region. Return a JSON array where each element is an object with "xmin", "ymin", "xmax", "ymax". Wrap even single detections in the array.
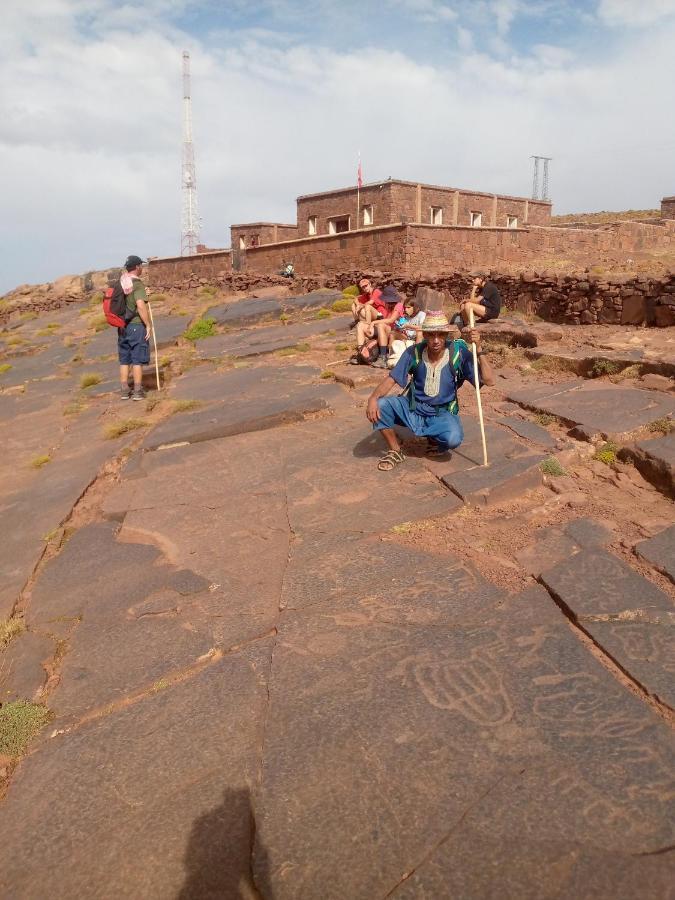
[{"xmin": 356, "ymin": 151, "xmax": 361, "ymax": 231}]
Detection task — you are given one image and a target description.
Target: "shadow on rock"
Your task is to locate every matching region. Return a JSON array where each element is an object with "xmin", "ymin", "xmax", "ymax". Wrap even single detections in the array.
[{"xmin": 178, "ymin": 786, "xmax": 271, "ymax": 899}]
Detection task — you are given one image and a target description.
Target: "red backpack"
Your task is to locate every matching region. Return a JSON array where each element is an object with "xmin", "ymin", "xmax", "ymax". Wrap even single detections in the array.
[{"xmin": 102, "ymin": 281, "xmax": 133, "ymax": 328}]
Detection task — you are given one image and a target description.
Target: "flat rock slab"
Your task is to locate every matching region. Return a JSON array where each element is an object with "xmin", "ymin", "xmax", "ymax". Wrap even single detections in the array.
[
  {"xmin": 80, "ymin": 328, "xmax": 118, "ymax": 360},
  {"xmin": 195, "ymin": 317, "xmax": 340, "ymax": 359},
  {"xmin": 282, "ymin": 289, "xmax": 342, "ymax": 311},
  {"xmin": 635, "ymin": 524, "xmax": 675, "ymax": 584},
  {"xmin": 564, "ymin": 516, "xmax": 615, "ymax": 547},
  {"xmin": 152, "ymin": 315, "xmax": 189, "ymax": 348},
  {"xmin": 625, "ymin": 430, "xmax": 675, "ymax": 498},
  {"xmin": 205, "ymin": 297, "xmax": 282, "ymax": 326},
  {"xmin": 514, "ymin": 526, "xmax": 581, "ymax": 578},
  {"xmin": 0, "ymin": 410, "xmax": 125, "ymax": 619},
  {"xmin": 416, "ymin": 418, "xmax": 530, "ymax": 481},
  {"xmin": 496, "ymin": 415, "xmax": 558, "ymax": 450},
  {"xmin": 0, "ymin": 344, "xmax": 73, "ymax": 386},
  {"xmin": 507, "ymin": 383, "xmax": 675, "ymax": 440},
  {"xmin": 0, "ymin": 631, "xmax": 54, "ymax": 702},
  {"xmin": 0, "ymin": 643, "xmax": 271, "ymax": 899},
  {"xmin": 442, "ymin": 453, "xmax": 545, "ymax": 506},
  {"xmin": 255, "ymin": 612, "xmax": 674, "ymax": 898},
  {"xmin": 585, "ymin": 620, "xmax": 675, "ymax": 709},
  {"xmin": 282, "ymin": 533, "xmax": 504, "ymax": 616},
  {"xmin": 143, "ymin": 368, "xmax": 344, "ymax": 449},
  {"xmin": 540, "ymin": 548, "xmax": 674, "ymax": 619},
  {"xmin": 285, "ymin": 419, "xmax": 462, "ymax": 533}
]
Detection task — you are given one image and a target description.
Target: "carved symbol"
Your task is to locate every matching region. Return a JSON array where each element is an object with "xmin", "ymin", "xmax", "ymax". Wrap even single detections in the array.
[{"xmin": 411, "ymin": 650, "xmax": 513, "ymax": 727}]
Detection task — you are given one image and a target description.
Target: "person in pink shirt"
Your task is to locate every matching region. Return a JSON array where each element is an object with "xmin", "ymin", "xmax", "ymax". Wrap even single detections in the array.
[{"xmin": 371, "ymin": 286, "xmax": 406, "ymax": 368}]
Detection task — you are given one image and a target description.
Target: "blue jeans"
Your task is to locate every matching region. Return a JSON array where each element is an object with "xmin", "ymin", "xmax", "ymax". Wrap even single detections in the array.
[{"xmin": 374, "ymin": 395, "xmax": 464, "ymax": 451}]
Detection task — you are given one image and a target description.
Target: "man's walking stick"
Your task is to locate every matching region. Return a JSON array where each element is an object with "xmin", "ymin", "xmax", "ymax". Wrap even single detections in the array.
[
  {"xmin": 147, "ymin": 301, "xmax": 161, "ymax": 392},
  {"xmin": 468, "ymin": 307, "xmax": 488, "ymax": 466}
]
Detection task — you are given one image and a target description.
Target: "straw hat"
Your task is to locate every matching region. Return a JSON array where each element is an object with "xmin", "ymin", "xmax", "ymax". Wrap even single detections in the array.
[{"xmin": 421, "ymin": 309, "xmax": 451, "ymax": 332}]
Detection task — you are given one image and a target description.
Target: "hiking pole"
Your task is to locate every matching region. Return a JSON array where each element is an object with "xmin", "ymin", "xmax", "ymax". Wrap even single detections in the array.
[
  {"xmin": 468, "ymin": 306, "xmax": 488, "ymax": 466},
  {"xmin": 147, "ymin": 300, "xmax": 161, "ymax": 391}
]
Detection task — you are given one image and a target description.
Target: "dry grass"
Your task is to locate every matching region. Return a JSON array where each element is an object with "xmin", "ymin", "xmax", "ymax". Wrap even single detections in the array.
[
  {"xmin": 104, "ymin": 419, "xmax": 147, "ymax": 440},
  {"xmin": 0, "ymin": 363, "xmax": 13, "ymax": 375},
  {"xmin": 0, "ymin": 616, "xmax": 24, "ymax": 648},
  {"xmin": 30, "ymin": 454, "xmax": 51, "ymax": 469},
  {"xmin": 0, "ymin": 701, "xmax": 52, "ymax": 758},
  {"xmin": 171, "ymin": 399, "xmax": 202, "ymax": 414},
  {"xmin": 80, "ymin": 372, "xmax": 103, "ymax": 389}
]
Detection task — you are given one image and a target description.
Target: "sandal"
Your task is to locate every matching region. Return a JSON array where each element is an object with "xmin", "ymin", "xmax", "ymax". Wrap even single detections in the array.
[{"xmin": 377, "ymin": 449, "xmax": 406, "ymax": 471}]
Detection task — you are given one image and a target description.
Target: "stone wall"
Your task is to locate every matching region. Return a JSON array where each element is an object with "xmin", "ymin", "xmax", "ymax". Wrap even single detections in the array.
[{"xmin": 662, "ymin": 196, "xmax": 675, "ymax": 219}]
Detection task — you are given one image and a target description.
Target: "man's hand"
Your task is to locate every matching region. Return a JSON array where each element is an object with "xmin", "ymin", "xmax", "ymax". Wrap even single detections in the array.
[
  {"xmin": 144, "ymin": 328, "xmax": 151, "ymax": 341},
  {"xmin": 469, "ymin": 328, "xmax": 480, "ymax": 348},
  {"xmin": 366, "ymin": 396, "xmax": 381, "ymax": 423}
]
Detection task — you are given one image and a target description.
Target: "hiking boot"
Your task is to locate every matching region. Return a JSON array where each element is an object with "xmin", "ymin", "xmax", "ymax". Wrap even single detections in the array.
[
  {"xmin": 131, "ymin": 387, "xmax": 145, "ymax": 402},
  {"xmin": 372, "ymin": 356, "xmax": 388, "ymax": 368},
  {"xmin": 120, "ymin": 385, "xmax": 132, "ymax": 400}
]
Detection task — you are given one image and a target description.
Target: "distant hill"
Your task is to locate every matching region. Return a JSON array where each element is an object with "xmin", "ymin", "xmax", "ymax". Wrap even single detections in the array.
[{"xmin": 551, "ymin": 209, "xmax": 661, "ymax": 225}]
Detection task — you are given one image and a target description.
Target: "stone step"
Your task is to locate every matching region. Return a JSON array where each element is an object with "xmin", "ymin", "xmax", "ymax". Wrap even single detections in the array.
[
  {"xmin": 442, "ymin": 452, "xmax": 545, "ymax": 505},
  {"xmin": 619, "ymin": 431, "xmax": 675, "ymax": 498}
]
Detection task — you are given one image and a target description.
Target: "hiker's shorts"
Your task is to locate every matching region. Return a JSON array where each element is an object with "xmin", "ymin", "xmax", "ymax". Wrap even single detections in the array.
[
  {"xmin": 374, "ymin": 395, "xmax": 464, "ymax": 452},
  {"xmin": 118, "ymin": 323, "xmax": 150, "ymax": 366}
]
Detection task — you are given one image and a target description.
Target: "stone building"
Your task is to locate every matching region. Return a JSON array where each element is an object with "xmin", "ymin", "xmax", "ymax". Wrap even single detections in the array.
[
  {"xmin": 662, "ymin": 196, "xmax": 675, "ymax": 219},
  {"xmin": 231, "ymin": 178, "xmax": 550, "ymax": 248}
]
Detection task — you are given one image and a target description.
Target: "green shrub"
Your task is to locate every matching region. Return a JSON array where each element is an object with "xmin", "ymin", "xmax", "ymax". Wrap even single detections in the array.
[
  {"xmin": 20, "ymin": 311, "xmax": 38, "ymax": 321},
  {"xmin": 592, "ymin": 359, "xmax": 622, "ymax": 377},
  {"xmin": 534, "ymin": 412, "xmax": 557, "ymax": 427},
  {"xmin": 89, "ymin": 313, "xmax": 108, "ymax": 332},
  {"xmin": 0, "ymin": 701, "xmax": 51, "ymax": 757},
  {"xmin": 342, "ymin": 285, "xmax": 360, "ymax": 298},
  {"xmin": 540, "ymin": 457, "xmax": 567, "ymax": 476},
  {"xmin": 184, "ymin": 317, "xmax": 217, "ymax": 341},
  {"xmin": 331, "ymin": 298, "xmax": 353, "ymax": 313},
  {"xmin": 198, "ymin": 285, "xmax": 217, "ymax": 296},
  {"xmin": 314, "ymin": 308, "xmax": 331, "ymax": 319},
  {"xmin": 593, "ymin": 441, "xmax": 618, "ymax": 465},
  {"xmin": 0, "ymin": 363, "xmax": 12, "ymax": 375},
  {"xmin": 30, "ymin": 454, "xmax": 51, "ymax": 469},
  {"xmin": 320, "ymin": 370, "xmax": 335, "ymax": 379},
  {"xmin": 149, "ymin": 293, "xmax": 167, "ymax": 303},
  {"xmin": 335, "ymin": 342, "xmax": 350, "ymax": 352},
  {"xmin": 80, "ymin": 372, "xmax": 102, "ymax": 389}
]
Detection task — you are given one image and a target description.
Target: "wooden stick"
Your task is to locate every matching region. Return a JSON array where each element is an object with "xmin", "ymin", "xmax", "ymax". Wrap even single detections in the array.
[
  {"xmin": 468, "ymin": 306, "xmax": 488, "ymax": 466},
  {"xmin": 147, "ymin": 301, "xmax": 161, "ymax": 392}
]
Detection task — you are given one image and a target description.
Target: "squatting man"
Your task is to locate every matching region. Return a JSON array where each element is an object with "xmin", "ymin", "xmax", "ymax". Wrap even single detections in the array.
[{"xmin": 366, "ymin": 310, "xmax": 495, "ymax": 471}]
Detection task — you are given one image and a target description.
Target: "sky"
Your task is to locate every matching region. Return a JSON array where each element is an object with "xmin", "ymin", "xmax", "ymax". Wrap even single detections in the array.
[{"xmin": 1, "ymin": 0, "xmax": 675, "ymax": 293}]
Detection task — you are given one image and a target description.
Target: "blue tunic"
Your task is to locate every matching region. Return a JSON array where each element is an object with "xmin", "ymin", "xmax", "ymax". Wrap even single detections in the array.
[{"xmin": 389, "ymin": 341, "xmax": 479, "ymax": 416}]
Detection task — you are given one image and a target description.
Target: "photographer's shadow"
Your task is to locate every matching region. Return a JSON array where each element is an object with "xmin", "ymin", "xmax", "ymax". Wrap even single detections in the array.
[{"xmin": 178, "ymin": 786, "xmax": 272, "ymax": 899}]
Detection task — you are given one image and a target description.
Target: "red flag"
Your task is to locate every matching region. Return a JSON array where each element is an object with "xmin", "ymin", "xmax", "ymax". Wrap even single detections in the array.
[{"xmin": 357, "ymin": 159, "xmax": 363, "ymax": 189}]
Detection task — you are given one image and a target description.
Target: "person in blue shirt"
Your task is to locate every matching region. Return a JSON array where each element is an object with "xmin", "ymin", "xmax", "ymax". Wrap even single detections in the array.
[{"xmin": 366, "ymin": 310, "xmax": 495, "ymax": 471}]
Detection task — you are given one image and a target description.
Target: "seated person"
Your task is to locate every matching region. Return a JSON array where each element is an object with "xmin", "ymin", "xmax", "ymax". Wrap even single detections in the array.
[
  {"xmin": 366, "ymin": 310, "xmax": 494, "ymax": 471},
  {"xmin": 387, "ymin": 299, "xmax": 426, "ymax": 367},
  {"xmin": 280, "ymin": 261, "xmax": 295, "ymax": 278},
  {"xmin": 371, "ymin": 286, "xmax": 407, "ymax": 368},
  {"xmin": 454, "ymin": 273, "xmax": 501, "ymax": 327},
  {"xmin": 350, "ymin": 276, "xmax": 383, "ymax": 327}
]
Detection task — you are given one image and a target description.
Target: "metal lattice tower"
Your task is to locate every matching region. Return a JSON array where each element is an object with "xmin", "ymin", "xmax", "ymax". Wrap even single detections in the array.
[
  {"xmin": 530, "ymin": 155, "xmax": 552, "ymax": 201},
  {"xmin": 181, "ymin": 51, "xmax": 200, "ymax": 256}
]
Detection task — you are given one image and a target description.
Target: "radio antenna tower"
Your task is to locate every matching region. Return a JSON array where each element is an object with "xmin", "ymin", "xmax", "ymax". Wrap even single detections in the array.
[
  {"xmin": 530, "ymin": 155, "xmax": 552, "ymax": 201},
  {"xmin": 181, "ymin": 50, "xmax": 200, "ymax": 256}
]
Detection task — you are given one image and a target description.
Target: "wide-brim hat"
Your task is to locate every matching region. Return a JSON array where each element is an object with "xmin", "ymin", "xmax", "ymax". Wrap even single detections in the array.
[
  {"xmin": 380, "ymin": 285, "xmax": 401, "ymax": 304},
  {"xmin": 421, "ymin": 310, "xmax": 452, "ymax": 332}
]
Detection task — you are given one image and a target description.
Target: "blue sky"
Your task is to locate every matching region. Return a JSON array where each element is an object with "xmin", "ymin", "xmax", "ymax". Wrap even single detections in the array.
[{"xmin": 1, "ymin": 0, "xmax": 675, "ymax": 293}]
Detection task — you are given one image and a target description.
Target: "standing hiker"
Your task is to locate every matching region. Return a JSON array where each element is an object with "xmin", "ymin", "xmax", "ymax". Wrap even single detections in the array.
[
  {"xmin": 454, "ymin": 272, "xmax": 501, "ymax": 327},
  {"xmin": 118, "ymin": 255, "xmax": 151, "ymax": 401},
  {"xmin": 366, "ymin": 310, "xmax": 494, "ymax": 471}
]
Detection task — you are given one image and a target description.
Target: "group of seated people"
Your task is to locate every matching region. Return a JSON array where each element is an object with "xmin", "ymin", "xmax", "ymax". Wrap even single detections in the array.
[{"xmin": 350, "ymin": 273, "xmax": 500, "ymax": 368}]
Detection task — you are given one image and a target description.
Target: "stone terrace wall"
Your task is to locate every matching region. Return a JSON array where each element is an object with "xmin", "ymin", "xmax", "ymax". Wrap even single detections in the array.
[{"xmin": 662, "ymin": 197, "xmax": 675, "ymax": 219}]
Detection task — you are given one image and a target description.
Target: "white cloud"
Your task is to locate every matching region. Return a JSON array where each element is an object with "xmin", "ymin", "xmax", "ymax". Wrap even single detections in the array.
[
  {"xmin": 1, "ymin": 0, "xmax": 674, "ymax": 292},
  {"xmin": 598, "ymin": 0, "xmax": 675, "ymax": 26}
]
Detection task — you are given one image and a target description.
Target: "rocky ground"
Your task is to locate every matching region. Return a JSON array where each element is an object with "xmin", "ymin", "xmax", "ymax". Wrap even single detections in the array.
[{"xmin": 0, "ymin": 286, "xmax": 673, "ymax": 898}]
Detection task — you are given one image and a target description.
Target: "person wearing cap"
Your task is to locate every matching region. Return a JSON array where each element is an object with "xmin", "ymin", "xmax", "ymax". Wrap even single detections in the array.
[
  {"xmin": 118, "ymin": 255, "xmax": 151, "ymax": 401},
  {"xmin": 366, "ymin": 310, "xmax": 494, "ymax": 470},
  {"xmin": 454, "ymin": 272, "xmax": 501, "ymax": 328}
]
